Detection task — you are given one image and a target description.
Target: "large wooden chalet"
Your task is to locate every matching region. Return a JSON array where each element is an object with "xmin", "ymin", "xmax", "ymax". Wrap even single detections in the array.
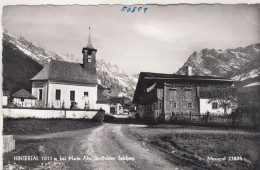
[{"xmin": 133, "ymin": 66, "xmax": 234, "ymax": 123}]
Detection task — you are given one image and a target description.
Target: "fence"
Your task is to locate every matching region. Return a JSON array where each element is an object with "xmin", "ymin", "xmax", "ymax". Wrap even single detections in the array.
[{"xmin": 169, "ymin": 110, "xmax": 258, "ymax": 128}]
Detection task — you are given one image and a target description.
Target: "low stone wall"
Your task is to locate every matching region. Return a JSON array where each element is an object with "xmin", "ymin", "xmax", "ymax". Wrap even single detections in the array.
[
  {"xmin": 2, "ymin": 107, "xmax": 103, "ymax": 119},
  {"xmin": 3, "ymin": 135, "xmax": 15, "ymax": 153}
]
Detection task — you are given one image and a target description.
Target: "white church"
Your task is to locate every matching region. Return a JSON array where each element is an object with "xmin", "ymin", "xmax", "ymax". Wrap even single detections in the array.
[{"xmin": 31, "ymin": 28, "xmax": 110, "ymax": 113}]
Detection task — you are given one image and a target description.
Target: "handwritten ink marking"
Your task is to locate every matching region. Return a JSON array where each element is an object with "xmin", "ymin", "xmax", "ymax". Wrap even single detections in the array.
[
  {"xmin": 121, "ymin": 6, "xmax": 148, "ymax": 13},
  {"xmin": 121, "ymin": 7, "xmax": 127, "ymax": 11},
  {"xmin": 131, "ymin": 6, "xmax": 137, "ymax": 13},
  {"xmin": 127, "ymin": 7, "xmax": 131, "ymax": 12}
]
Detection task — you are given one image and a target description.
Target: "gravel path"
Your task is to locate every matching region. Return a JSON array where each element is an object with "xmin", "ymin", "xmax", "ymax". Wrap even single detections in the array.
[
  {"xmin": 84, "ymin": 123, "xmax": 178, "ymax": 170},
  {"xmin": 10, "ymin": 123, "xmax": 180, "ymax": 169}
]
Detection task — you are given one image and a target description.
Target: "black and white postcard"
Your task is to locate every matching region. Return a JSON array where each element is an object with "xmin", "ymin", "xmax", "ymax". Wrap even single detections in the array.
[{"xmin": 1, "ymin": 1, "xmax": 260, "ymax": 170}]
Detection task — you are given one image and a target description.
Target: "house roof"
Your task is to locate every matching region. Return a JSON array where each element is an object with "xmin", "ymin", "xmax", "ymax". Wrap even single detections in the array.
[
  {"xmin": 97, "ymin": 86, "xmax": 110, "ymax": 104},
  {"xmin": 199, "ymin": 86, "xmax": 236, "ymax": 99},
  {"xmin": 31, "ymin": 60, "xmax": 98, "ymax": 84},
  {"xmin": 101, "ymin": 87, "xmax": 124, "ymax": 98},
  {"xmin": 140, "ymin": 72, "xmax": 232, "ymax": 81},
  {"xmin": 133, "ymin": 72, "xmax": 234, "ymax": 104},
  {"xmin": 11, "ymin": 89, "xmax": 37, "ymax": 99}
]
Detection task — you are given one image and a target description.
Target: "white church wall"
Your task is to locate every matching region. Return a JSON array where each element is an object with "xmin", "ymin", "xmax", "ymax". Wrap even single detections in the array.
[
  {"xmin": 48, "ymin": 82, "xmax": 97, "ymax": 109},
  {"xmin": 32, "ymin": 81, "xmax": 48, "ymax": 107}
]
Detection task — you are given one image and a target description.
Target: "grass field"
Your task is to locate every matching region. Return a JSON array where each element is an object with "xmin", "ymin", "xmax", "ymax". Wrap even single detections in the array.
[
  {"xmin": 3, "ymin": 118, "xmax": 101, "ymax": 135},
  {"xmin": 3, "ymin": 118, "xmax": 101, "ymax": 169},
  {"xmin": 3, "ymin": 118, "xmax": 259, "ymax": 169},
  {"xmin": 123, "ymin": 124, "xmax": 260, "ymax": 170}
]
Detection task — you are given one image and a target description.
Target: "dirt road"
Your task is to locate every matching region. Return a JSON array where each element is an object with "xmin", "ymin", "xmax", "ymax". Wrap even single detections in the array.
[
  {"xmin": 82, "ymin": 123, "xmax": 178, "ymax": 170},
  {"xmin": 17, "ymin": 123, "xmax": 179, "ymax": 170},
  {"xmin": 12, "ymin": 123, "xmax": 179, "ymax": 169},
  {"xmin": 8, "ymin": 122, "xmax": 258, "ymax": 169}
]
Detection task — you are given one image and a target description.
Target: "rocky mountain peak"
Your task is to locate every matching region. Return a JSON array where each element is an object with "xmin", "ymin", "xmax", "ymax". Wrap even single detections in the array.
[
  {"xmin": 177, "ymin": 43, "xmax": 260, "ymax": 81},
  {"xmin": 3, "ymin": 30, "xmax": 137, "ymax": 98}
]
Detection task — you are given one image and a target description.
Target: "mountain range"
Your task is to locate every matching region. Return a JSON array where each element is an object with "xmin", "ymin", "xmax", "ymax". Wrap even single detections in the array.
[
  {"xmin": 177, "ymin": 43, "xmax": 260, "ymax": 87},
  {"xmin": 2, "ymin": 29, "xmax": 259, "ymax": 101},
  {"xmin": 177, "ymin": 43, "xmax": 260, "ymax": 105},
  {"xmin": 2, "ymin": 30, "xmax": 138, "ymax": 97}
]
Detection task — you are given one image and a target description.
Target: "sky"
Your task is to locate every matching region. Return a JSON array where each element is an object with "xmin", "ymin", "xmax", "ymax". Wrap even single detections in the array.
[{"xmin": 2, "ymin": 4, "xmax": 260, "ymax": 74}]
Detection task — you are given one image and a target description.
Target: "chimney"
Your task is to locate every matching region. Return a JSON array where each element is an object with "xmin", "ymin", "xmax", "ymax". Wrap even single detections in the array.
[{"xmin": 186, "ymin": 66, "xmax": 192, "ymax": 76}]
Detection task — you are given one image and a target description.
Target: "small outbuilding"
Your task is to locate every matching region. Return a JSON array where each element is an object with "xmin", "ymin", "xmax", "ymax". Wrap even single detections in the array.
[
  {"xmin": 96, "ymin": 85, "xmax": 111, "ymax": 114},
  {"xmin": 11, "ymin": 89, "xmax": 37, "ymax": 107}
]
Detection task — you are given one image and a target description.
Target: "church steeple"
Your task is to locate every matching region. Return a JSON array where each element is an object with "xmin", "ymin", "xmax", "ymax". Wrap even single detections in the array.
[
  {"xmin": 85, "ymin": 26, "xmax": 96, "ymax": 50},
  {"xmin": 82, "ymin": 27, "xmax": 97, "ymax": 77},
  {"xmin": 86, "ymin": 26, "xmax": 94, "ymax": 49}
]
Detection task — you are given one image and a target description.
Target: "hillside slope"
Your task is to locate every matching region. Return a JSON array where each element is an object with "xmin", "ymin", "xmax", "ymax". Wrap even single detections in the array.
[
  {"xmin": 2, "ymin": 30, "xmax": 137, "ymax": 97},
  {"xmin": 2, "ymin": 41, "xmax": 43, "ymax": 93}
]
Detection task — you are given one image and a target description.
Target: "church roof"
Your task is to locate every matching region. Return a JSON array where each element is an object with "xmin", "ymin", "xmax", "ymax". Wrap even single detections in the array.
[
  {"xmin": 86, "ymin": 37, "xmax": 96, "ymax": 50},
  {"xmin": 12, "ymin": 89, "xmax": 37, "ymax": 99},
  {"xmin": 31, "ymin": 60, "xmax": 98, "ymax": 84}
]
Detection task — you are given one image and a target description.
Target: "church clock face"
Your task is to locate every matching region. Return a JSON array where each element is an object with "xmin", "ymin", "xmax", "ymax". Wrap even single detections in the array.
[{"xmin": 88, "ymin": 58, "xmax": 92, "ymax": 62}]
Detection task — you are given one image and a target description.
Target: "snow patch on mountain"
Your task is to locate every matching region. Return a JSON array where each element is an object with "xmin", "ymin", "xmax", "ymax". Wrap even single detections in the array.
[
  {"xmin": 3, "ymin": 29, "xmax": 64, "ymax": 65},
  {"xmin": 244, "ymin": 82, "xmax": 260, "ymax": 87},
  {"xmin": 177, "ymin": 43, "xmax": 260, "ymax": 82},
  {"xmin": 3, "ymin": 29, "xmax": 138, "ymax": 98},
  {"xmin": 96, "ymin": 59, "xmax": 137, "ymax": 97}
]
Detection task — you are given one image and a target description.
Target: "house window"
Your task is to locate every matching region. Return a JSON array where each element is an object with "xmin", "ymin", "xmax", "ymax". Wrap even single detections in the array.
[
  {"xmin": 212, "ymin": 102, "xmax": 218, "ymax": 109},
  {"xmin": 170, "ymin": 89, "xmax": 177, "ymax": 98},
  {"xmin": 187, "ymin": 102, "xmax": 192, "ymax": 108},
  {"xmin": 70, "ymin": 91, "xmax": 75, "ymax": 101},
  {"xmin": 185, "ymin": 89, "xmax": 192, "ymax": 98},
  {"xmin": 56, "ymin": 89, "xmax": 61, "ymax": 100},
  {"xmin": 84, "ymin": 92, "xmax": 89, "ymax": 97},
  {"xmin": 171, "ymin": 101, "xmax": 177, "ymax": 109},
  {"xmin": 39, "ymin": 89, "xmax": 42, "ymax": 100}
]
